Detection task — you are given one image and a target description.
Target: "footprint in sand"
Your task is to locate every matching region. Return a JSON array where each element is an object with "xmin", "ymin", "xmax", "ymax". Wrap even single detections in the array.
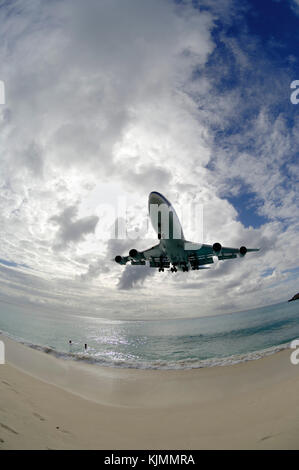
[
  {"xmin": 0, "ymin": 422, "xmax": 18, "ymax": 435},
  {"xmin": 260, "ymin": 434, "xmax": 276, "ymax": 441},
  {"xmin": 33, "ymin": 412, "xmax": 46, "ymax": 422},
  {"xmin": 1, "ymin": 381, "xmax": 10, "ymax": 386},
  {"xmin": 56, "ymin": 426, "xmax": 72, "ymax": 435},
  {"xmin": 1, "ymin": 380, "xmax": 19, "ymax": 394}
]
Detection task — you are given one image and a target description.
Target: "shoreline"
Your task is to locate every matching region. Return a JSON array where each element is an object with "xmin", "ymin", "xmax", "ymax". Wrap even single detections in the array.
[
  {"xmin": 0, "ymin": 329, "xmax": 291, "ymax": 370},
  {"xmin": 1, "ymin": 334, "xmax": 299, "ymax": 449}
]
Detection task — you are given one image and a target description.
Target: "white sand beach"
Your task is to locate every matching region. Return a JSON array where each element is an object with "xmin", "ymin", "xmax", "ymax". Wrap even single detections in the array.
[{"xmin": 1, "ymin": 334, "xmax": 299, "ymax": 449}]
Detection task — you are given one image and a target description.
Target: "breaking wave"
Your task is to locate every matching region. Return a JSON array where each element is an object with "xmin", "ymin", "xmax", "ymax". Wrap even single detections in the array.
[{"xmin": 0, "ymin": 328, "xmax": 290, "ymax": 370}]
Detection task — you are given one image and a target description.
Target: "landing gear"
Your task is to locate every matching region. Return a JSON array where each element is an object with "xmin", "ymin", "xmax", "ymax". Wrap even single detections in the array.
[
  {"xmin": 182, "ymin": 265, "xmax": 189, "ymax": 272},
  {"xmin": 170, "ymin": 266, "xmax": 177, "ymax": 273},
  {"xmin": 158, "ymin": 255, "xmax": 165, "ymax": 272}
]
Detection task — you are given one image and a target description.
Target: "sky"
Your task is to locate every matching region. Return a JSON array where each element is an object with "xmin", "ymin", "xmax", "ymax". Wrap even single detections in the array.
[{"xmin": 0, "ymin": 0, "xmax": 298, "ymax": 320}]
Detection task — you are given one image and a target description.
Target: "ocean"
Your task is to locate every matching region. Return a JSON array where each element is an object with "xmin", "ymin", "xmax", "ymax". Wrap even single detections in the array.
[{"xmin": 0, "ymin": 300, "xmax": 299, "ymax": 369}]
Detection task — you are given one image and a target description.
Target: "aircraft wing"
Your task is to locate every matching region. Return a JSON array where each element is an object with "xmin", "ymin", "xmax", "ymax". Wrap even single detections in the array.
[
  {"xmin": 115, "ymin": 241, "xmax": 259, "ymax": 271},
  {"xmin": 115, "ymin": 242, "xmax": 170, "ymax": 268},
  {"xmin": 184, "ymin": 241, "xmax": 259, "ymax": 269}
]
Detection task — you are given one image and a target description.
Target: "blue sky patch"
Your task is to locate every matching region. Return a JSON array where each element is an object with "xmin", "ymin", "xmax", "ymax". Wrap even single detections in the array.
[
  {"xmin": 227, "ymin": 191, "xmax": 269, "ymax": 228},
  {"xmin": 0, "ymin": 258, "xmax": 29, "ymax": 269}
]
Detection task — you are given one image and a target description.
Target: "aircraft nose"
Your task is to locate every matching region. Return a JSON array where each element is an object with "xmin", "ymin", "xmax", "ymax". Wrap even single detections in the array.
[
  {"xmin": 149, "ymin": 192, "xmax": 163, "ymax": 207},
  {"xmin": 148, "ymin": 191, "xmax": 170, "ymax": 209}
]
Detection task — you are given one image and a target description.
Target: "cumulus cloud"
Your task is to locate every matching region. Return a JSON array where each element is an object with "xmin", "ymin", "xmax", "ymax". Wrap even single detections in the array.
[
  {"xmin": 50, "ymin": 205, "xmax": 99, "ymax": 250},
  {"xmin": 79, "ymin": 258, "xmax": 110, "ymax": 282},
  {"xmin": 118, "ymin": 264, "xmax": 155, "ymax": 290}
]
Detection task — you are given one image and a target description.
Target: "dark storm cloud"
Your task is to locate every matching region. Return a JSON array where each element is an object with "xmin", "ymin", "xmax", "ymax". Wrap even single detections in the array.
[
  {"xmin": 106, "ymin": 229, "xmax": 156, "ymax": 289},
  {"xmin": 117, "ymin": 264, "xmax": 155, "ymax": 290},
  {"xmin": 50, "ymin": 204, "xmax": 99, "ymax": 250}
]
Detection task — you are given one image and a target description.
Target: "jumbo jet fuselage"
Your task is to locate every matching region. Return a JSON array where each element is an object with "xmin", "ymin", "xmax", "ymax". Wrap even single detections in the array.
[{"xmin": 148, "ymin": 191, "xmax": 189, "ymax": 269}]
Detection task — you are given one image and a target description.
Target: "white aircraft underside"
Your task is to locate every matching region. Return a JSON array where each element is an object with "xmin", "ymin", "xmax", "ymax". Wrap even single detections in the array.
[{"xmin": 115, "ymin": 191, "xmax": 259, "ymax": 272}]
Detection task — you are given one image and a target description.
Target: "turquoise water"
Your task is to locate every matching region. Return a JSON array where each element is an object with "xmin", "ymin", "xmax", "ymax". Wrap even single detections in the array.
[{"xmin": 0, "ymin": 300, "xmax": 299, "ymax": 369}]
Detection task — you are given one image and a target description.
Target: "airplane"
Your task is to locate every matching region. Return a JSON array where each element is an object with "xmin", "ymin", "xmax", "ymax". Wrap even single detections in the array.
[{"xmin": 115, "ymin": 191, "xmax": 259, "ymax": 272}]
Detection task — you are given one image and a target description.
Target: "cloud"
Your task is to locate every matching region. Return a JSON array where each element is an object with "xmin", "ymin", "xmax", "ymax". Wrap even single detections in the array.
[
  {"xmin": 118, "ymin": 264, "xmax": 155, "ymax": 290},
  {"xmin": 79, "ymin": 258, "xmax": 110, "ymax": 281},
  {"xmin": 291, "ymin": 0, "xmax": 299, "ymax": 13},
  {"xmin": 50, "ymin": 204, "xmax": 99, "ymax": 250},
  {"xmin": 0, "ymin": 0, "xmax": 215, "ymax": 180}
]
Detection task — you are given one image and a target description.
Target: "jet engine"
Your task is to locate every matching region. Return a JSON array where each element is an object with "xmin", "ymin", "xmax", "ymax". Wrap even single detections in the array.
[
  {"xmin": 212, "ymin": 242, "xmax": 222, "ymax": 254},
  {"xmin": 129, "ymin": 249, "xmax": 144, "ymax": 261},
  {"xmin": 239, "ymin": 246, "xmax": 247, "ymax": 256},
  {"xmin": 129, "ymin": 249, "xmax": 138, "ymax": 258}
]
